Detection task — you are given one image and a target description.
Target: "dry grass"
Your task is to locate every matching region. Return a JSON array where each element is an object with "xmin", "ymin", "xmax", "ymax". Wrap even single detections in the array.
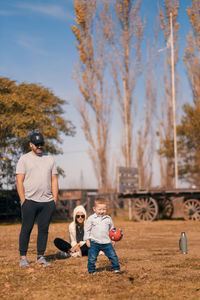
[{"xmin": 1, "ymin": 219, "xmax": 200, "ymax": 300}]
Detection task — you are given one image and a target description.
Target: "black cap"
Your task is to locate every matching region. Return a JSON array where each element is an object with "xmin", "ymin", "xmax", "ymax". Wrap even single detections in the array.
[{"xmin": 30, "ymin": 133, "xmax": 44, "ymax": 145}]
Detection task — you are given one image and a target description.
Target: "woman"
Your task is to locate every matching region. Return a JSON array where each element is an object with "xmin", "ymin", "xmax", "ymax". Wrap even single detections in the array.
[{"xmin": 54, "ymin": 205, "xmax": 88, "ymax": 257}]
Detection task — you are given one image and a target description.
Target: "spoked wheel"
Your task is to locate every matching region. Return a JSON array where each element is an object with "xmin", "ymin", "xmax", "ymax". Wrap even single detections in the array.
[
  {"xmin": 158, "ymin": 198, "xmax": 174, "ymax": 219},
  {"xmin": 182, "ymin": 199, "xmax": 200, "ymax": 221},
  {"xmin": 133, "ymin": 197, "xmax": 158, "ymax": 222}
]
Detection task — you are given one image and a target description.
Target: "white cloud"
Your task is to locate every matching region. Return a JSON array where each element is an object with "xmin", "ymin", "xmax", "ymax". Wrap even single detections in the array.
[
  {"xmin": 0, "ymin": 10, "xmax": 17, "ymax": 16},
  {"xmin": 16, "ymin": 3, "xmax": 73, "ymax": 21},
  {"xmin": 16, "ymin": 36, "xmax": 49, "ymax": 56}
]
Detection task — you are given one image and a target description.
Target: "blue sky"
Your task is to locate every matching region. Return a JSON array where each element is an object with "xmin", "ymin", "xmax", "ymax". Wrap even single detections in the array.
[{"xmin": 0, "ymin": 0, "xmax": 193, "ymax": 189}]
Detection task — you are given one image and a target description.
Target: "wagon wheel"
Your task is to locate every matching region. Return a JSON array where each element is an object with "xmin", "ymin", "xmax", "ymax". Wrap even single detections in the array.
[
  {"xmin": 133, "ymin": 197, "xmax": 158, "ymax": 222},
  {"xmin": 158, "ymin": 198, "xmax": 174, "ymax": 219},
  {"xmin": 182, "ymin": 199, "xmax": 200, "ymax": 221}
]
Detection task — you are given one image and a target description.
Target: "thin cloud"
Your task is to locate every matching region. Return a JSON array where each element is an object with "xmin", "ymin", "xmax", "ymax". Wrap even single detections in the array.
[
  {"xmin": 0, "ymin": 10, "xmax": 17, "ymax": 16},
  {"xmin": 16, "ymin": 3, "xmax": 73, "ymax": 21},
  {"xmin": 17, "ymin": 36, "xmax": 49, "ymax": 56}
]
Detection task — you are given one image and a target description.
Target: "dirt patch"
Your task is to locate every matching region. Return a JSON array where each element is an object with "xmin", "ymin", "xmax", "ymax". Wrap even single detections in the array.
[{"xmin": 0, "ymin": 220, "xmax": 200, "ymax": 299}]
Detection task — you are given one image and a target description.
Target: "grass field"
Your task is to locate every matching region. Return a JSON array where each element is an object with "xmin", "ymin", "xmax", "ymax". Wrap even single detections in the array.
[{"xmin": 0, "ymin": 219, "xmax": 200, "ymax": 300}]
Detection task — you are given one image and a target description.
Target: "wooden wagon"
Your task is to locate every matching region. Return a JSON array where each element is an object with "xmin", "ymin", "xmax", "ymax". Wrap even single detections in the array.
[{"xmin": 119, "ymin": 188, "xmax": 200, "ymax": 221}]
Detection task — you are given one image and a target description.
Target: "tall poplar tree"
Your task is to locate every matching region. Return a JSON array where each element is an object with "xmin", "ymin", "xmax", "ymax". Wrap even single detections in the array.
[
  {"xmin": 102, "ymin": 0, "xmax": 144, "ymax": 169},
  {"xmin": 136, "ymin": 34, "xmax": 158, "ymax": 188},
  {"xmin": 72, "ymin": 0, "xmax": 111, "ymax": 192},
  {"xmin": 177, "ymin": 0, "xmax": 200, "ymax": 186},
  {"xmin": 158, "ymin": 0, "xmax": 179, "ymax": 188}
]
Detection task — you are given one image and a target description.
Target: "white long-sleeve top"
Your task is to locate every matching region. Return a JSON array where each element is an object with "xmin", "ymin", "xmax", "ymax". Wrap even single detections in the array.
[{"xmin": 69, "ymin": 205, "xmax": 87, "ymax": 247}]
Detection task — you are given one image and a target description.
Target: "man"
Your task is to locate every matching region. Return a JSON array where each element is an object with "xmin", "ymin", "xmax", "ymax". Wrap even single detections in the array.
[{"xmin": 16, "ymin": 132, "xmax": 58, "ymax": 267}]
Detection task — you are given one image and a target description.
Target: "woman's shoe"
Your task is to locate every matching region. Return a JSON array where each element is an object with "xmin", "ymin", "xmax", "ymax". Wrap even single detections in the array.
[
  {"xmin": 60, "ymin": 251, "xmax": 71, "ymax": 258},
  {"xmin": 71, "ymin": 250, "xmax": 81, "ymax": 257}
]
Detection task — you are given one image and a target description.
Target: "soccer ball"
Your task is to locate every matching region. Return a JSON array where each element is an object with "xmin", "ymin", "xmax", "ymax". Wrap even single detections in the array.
[{"xmin": 109, "ymin": 228, "xmax": 123, "ymax": 241}]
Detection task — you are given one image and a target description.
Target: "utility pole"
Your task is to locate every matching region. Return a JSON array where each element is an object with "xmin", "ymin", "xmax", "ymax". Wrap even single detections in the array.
[
  {"xmin": 123, "ymin": 80, "xmax": 132, "ymax": 220},
  {"xmin": 170, "ymin": 12, "xmax": 179, "ymax": 188}
]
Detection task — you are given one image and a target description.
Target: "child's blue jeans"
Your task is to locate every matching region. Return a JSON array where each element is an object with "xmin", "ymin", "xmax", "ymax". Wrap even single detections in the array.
[{"xmin": 88, "ymin": 240, "xmax": 120, "ymax": 274}]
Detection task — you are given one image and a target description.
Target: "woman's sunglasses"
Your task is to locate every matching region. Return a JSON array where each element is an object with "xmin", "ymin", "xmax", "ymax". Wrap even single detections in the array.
[{"xmin": 76, "ymin": 215, "xmax": 85, "ymax": 219}]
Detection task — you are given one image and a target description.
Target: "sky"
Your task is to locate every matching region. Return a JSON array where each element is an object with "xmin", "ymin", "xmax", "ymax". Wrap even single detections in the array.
[{"xmin": 0, "ymin": 0, "xmax": 193, "ymax": 189}]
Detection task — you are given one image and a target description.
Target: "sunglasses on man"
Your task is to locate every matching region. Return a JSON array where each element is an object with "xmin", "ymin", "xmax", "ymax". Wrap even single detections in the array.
[
  {"xmin": 34, "ymin": 143, "xmax": 44, "ymax": 148},
  {"xmin": 76, "ymin": 215, "xmax": 85, "ymax": 219}
]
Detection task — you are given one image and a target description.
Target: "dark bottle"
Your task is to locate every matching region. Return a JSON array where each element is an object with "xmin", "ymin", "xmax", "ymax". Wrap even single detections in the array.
[{"xmin": 179, "ymin": 232, "xmax": 187, "ymax": 254}]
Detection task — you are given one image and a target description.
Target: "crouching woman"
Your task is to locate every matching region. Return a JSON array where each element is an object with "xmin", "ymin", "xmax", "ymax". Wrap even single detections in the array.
[{"xmin": 54, "ymin": 205, "xmax": 88, "ymax": 257}]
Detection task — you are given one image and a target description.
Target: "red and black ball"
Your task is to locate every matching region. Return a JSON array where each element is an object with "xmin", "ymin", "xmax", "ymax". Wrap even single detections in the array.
[{"xmin": 109, "ymin": 228, "xmax": 123, "ymax": 241}]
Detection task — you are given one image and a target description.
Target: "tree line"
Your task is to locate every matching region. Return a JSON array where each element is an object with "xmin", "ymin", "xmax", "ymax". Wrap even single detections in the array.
[{"xmin": 72, "ymin": 0, "xmax": 200, "ymax": 191}]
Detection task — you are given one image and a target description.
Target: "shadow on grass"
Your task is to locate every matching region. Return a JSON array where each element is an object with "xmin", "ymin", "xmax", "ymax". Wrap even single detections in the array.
[
  {"xmin": 95, "ymin": 266, "xmax": 125, "ymax": 275},
  {"xmin": 45, "ymin": 252, "xmax": 70, "ymax": 261},
  {"xmin": 96, "ymin": 266, "xmax": 112, "ymax": 272}
]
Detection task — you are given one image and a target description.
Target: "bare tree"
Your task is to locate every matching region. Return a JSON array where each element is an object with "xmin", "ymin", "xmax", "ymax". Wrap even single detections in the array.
[
  {"xmin": 72, "ymin": 0, "xmax": 111, "ymax": 192},
  {"xmin": 174, "ymin": 0, "xmax": 200, "ymax": 186},
  {"xmin": 184, "ymin": 0, "xmax": 200, "ymax": 104},
  {"xmin": 136, "ymin": 32, "xmax": 158, "ymax": 188},
  {"xmin": 102, "ymin": 0, "xmax": 144, "ymax": 168},
  {"xmin": 158, "ymin": 0, "xmax": 179, "ymax": 188}
]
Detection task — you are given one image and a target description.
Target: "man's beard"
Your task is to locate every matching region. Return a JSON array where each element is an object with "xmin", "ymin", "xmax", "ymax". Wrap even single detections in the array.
[{"xmin": 32, "ymin": 147, "xmax": 43, "ymax": 156}]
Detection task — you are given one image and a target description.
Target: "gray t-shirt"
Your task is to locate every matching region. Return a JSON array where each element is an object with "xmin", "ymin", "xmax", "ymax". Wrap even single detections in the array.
[{"xmin": 16, "ymin": 151, "xmax": 58, "ymax": 202}]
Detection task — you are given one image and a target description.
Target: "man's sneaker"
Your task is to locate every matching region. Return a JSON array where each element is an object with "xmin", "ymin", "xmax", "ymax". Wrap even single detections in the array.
[
  {"xmin": 35, "ymin": 256, "xmax": 50, "ymax": 267},
  {"xmin": 19, "ymin": 257, "xmax": 30, "ymax": 267},
  {"xmin": 60, "ymin": 251, "xmax": 71, "ymax": 258}
]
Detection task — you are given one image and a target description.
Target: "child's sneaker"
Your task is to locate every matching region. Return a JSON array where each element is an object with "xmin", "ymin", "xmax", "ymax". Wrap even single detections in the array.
[
  {"xmin": 113, "ymin": 270, "xmax": 121, "ymax": 273},
  {"xmin": 19, "ymin": 257, "xmax": 30, "ymax": 267},
  {"xmin": 35, "ymin": 256, "xmax": 50, "ymax": 267}
]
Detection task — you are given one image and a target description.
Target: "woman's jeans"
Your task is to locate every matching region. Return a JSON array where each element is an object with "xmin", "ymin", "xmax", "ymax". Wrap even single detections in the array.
[
  {"xmin": 54, "ymin": 238, "xmax": 88, "ymax": 256},
  {"xmin": 19, "ymin": 199, "xmax": 56, "ymax": 256},
  {"xmin": 88, "ymin": 241, "xmax": 120, "ymax": 273}
]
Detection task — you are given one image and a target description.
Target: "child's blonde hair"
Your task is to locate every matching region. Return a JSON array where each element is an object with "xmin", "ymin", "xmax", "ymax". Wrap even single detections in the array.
[{"xmin": 94, "ymin": 198, "xmax": 107, "ymax": 207}]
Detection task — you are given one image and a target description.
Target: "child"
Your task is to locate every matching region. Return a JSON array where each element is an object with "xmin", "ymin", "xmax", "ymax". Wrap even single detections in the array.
[{"xmin": 84, "ymin": 198, "xmax": 120, "ymax": 274}]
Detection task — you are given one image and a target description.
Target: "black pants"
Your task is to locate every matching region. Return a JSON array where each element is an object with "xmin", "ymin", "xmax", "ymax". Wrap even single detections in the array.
[
  {"xmin": 54, "ymin": 238, "xmax": 88, "ymax": 256},
  {"xmin": 19, "ymin": 200, "xmax": 56, "ymax": 256}
]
